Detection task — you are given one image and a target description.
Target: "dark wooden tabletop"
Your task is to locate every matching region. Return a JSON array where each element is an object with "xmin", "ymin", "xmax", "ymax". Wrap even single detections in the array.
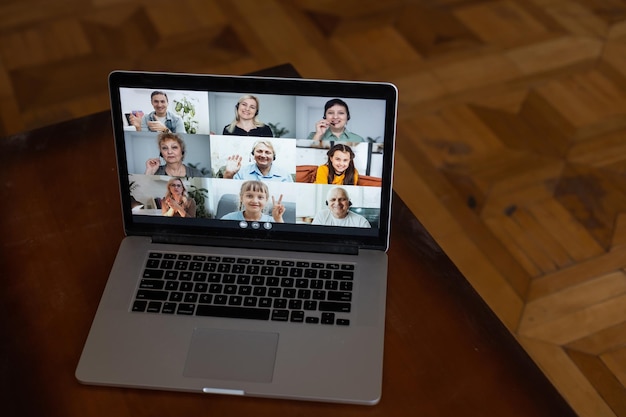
[{"xmin": 0, "ymin": 108, "xmax": 577, "ymax": 416}]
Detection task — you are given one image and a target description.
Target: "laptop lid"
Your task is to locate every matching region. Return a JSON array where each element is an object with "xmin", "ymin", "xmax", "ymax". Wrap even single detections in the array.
[{"xmin": 108, "ymin": 71, "xmax": 397, "ymax": 255}]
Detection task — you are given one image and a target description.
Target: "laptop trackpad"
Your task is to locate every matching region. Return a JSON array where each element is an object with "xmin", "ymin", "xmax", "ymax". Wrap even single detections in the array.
[{"xmin": 184, "ymin": 328, "xmax": 278, "ymax": 383}]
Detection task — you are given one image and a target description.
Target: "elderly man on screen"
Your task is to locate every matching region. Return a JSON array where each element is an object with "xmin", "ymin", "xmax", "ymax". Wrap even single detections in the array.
[
  {"xmin": 312, "ymin": 187, "xmax": 371, "ymax": 228},
  {"xmin": 222, "ymin": 140, "xmax": 293, "ymax": 182}
]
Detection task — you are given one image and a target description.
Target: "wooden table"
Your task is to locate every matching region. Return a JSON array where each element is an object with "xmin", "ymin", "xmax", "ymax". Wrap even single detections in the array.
[{"xmin": 1, "ymin": 109, "xmax": 578, "ymax": 416}]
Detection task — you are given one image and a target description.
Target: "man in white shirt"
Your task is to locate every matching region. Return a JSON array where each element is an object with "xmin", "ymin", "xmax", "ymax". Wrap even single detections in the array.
[{"xmin": 312, "ymin": 187, "xmax": 371, "ymax": 228}]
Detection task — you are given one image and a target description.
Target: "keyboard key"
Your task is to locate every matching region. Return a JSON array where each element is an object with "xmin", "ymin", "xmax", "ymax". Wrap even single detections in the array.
[
  {"xmin": 312, "ymin": 290, "xmax": 326, "ymax": 300},
  {"xmin": 165, "ymin": 281, "xmax": 179, "ymax": 291},
  {"xmin": 177, "ymin": 303, "xmax": 195, "ymax": 315},
  {"xmin": 184, "ymin": 293, "xmax": 198, "ymax": 303},
  {"xmin": 268, "ymin": 288, "xmax": 281, "ymax": 297},
  {"xmin": 142, "ymin": 269, "xmax": 164, "ymax": 279},
  {"xmin": 160, "ymin": 260, "xmax": 174, "ymax": 269},
  {"xmin": 147, "ymin": 301, "xmax": 162, "ymax": 313},
  {"xmin": 305, "ymin": 316, "xmax": 319, "ymax": 324},
  {"xmin": 333, "ymin": 270, "xmax": 354, "ymax": 280},
  {"xmin": 280, "ymin": 277, "xmax": 294, "ymax": 287},
  {"xmin": 289, "ymin": 268, "xmax": 303, "ymax": 278},
  {"xmin": 253, "ymin": 287, "xmax": 267, "ymax": 297},
  {"xmin": 136, "ymin": 289, "xmax": 168, "ymax": 301},
  {"xmin": 169, "ymin": 292, "xmax": 183, "ymax": 302},
  {"xmin": 132, "ymin": 300, "xmax": 147, "ymax": 312},
  {"xmin": 290, "ymin": 310, "xmax": 305, "ymax": 323},
  {"xmin": 199, "ymin": 294, "xmax": 213, "ymax": 304},
  {"xmin": 238, "ymin": 286, "xmax": 252, "ymax": 296},
  {"xmin": 252, "ymin": 276, "xmax": 265, "ymax": 286},
  {"xmin": 228, "ymin": 296, "xmax": 243, "ymax": 306},
  {"xmin": 321, "ymin": 313, "xmax": 335, "ymax": 325},
  {"xmin": 146, "ymin": 259, "xmax": 160, "ymax": 268},
  {"xmin": 193, "ymin": 272, "xmax": 207, "ymax": 282},
  {"xmin": 165, "ymin": 271, "xmax": 178, "ymax": 280},
  {"xmin": 162, "ymin": 302, "xmax": 177, "ymax": 314},
  {"xmin": 318, "ymin": 270, "xmax": 332, "ymax": 279},
  {"xmin": 175, "ymin": 261, "xmax": 189, "ymax": 270},
  {"xmin": 271, "ymin": 309, "xmax": 289, "ymax": 321},
  {"xmin": 319, "ymin": 301, "xmax": 351, "ymax": 313},
  {"xmin": 139, "ymin": 279, "xmax": 165, "ymax": 290},
  {"xmin": 327, "ymin": 291, "xmax": 352, "ymax": 302},
  {"xmin": 324, "ymin": 280, "xmax": 338, "ymax": 290}
]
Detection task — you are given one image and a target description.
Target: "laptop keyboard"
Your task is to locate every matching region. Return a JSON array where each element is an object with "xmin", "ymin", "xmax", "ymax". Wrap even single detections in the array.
[{"xmin": 132, "ymin": 251, "xmax": 354, "ymax": 326}]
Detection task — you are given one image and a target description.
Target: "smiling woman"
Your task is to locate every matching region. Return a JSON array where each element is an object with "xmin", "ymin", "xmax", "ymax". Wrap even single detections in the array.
[
  {"xmin": 223, "ymin": 95, "xmax": 274, "ymax": 137},
  {"xmin": 307, "ymin": 98, "xmax": 364, "ymax": 145}
]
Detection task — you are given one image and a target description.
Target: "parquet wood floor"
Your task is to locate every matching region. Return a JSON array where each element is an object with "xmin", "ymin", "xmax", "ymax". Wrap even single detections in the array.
[{"xmin": 2, "ymin": 0, "xmax": 625, "ymax": 415}]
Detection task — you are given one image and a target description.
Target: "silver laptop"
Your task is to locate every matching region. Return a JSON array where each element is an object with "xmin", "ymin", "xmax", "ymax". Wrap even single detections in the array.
[{"xmin": 76, "ymin": 70, "xmax": 397, "ymax": 405}]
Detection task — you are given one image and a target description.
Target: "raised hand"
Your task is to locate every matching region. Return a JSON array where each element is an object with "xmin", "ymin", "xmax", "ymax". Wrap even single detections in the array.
[
  {"xmin": 271, "ymin": 194, "xmax": 285, "ymax": 223},
  {"xmin": 222, "ymin": 155, "xmax": 242, "ymax": 179},
  {"xmin": 145, "ymin": 157, "xmax": 161, "ymax": 175}
]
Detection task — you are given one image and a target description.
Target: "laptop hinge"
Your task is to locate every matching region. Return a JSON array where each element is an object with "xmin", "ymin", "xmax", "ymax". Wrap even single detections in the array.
[{"xmin": 151, "ymin": 235, "xmax": 359, "ymax": 256}]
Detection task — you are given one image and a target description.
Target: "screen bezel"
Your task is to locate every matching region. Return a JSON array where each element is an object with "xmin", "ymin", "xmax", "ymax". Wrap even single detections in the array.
[{"xmin": 109, "ymin": 70, "xmax": 397, "ymax": 251}]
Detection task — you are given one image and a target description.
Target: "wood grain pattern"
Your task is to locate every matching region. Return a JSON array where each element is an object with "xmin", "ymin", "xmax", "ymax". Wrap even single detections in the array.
[{"xmin": 1, "ymin": 1, "xmax": 625, "ymax": 416}]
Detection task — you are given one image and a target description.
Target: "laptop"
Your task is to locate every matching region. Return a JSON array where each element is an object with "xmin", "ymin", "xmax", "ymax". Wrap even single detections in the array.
[{"xmin": 76, "ymin": 70, "xmax": 398, "ymax": 405}]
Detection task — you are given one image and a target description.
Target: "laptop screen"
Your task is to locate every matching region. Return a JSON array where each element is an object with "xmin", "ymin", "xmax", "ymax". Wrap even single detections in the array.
[{"xmin": 109, "ymin": 71, "xmax": 397, "ymax": 252}]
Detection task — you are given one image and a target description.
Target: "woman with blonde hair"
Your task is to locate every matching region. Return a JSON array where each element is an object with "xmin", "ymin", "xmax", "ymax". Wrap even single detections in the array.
[
  {"xmin": 223, "ymin": 95, "xmax": 273, "ymax": 137},
  {"xmin": 161, "ymin": 177, "xmax": 196, "ymax": 218}
]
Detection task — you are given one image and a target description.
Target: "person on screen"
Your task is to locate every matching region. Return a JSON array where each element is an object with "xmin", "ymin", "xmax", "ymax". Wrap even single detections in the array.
[
  {"xmin": 128, "ymin": 90, "xmax": 186, "ymax": 133},
  {"xmin": 162, "ymin": 177, "xmax": 196, "ymax": 218},
  {"xmin": 315, "ymin": 144, "xmax": 359, "ymax": 185},
  {"xmin": 145, "ymin": 132, "xmax": 203, "ymax": 177},
  {"xmin": 312, "ymin": 187, "xmax": 370, "ymax": 228},
  {"xmin": 220, "ymin": 180, "xmax": 284, "ymax": 223},
  {"xmin": 308, "ymin": 98, "xmax": 364, "ymax": 145},
  {"xmin": 223, "ymin": 95, "xmax": 273, "ymax": 137},
  {"xmin": 222, "ymin": 140, "xmax": 292, "ymax": 182}
]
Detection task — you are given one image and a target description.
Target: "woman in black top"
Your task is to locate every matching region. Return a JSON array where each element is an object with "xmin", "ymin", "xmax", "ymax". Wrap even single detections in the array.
[{"xmin": 223, "ymin": 95, "xmax": 273, "ymax": 137}]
